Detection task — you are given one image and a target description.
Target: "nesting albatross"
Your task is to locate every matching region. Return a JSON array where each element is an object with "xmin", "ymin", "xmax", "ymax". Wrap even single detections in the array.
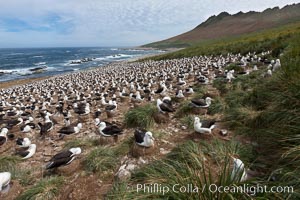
[
  {"xmin": 157, "ymin": 99, "xmax": 174, "ymax": 113},
  {"xmin": 191, "ymin": 97, "xmax": 213, "ymax": 108},
  {"xmin": 46, "ymin": 147, "xmax": 82, "ymax": 170},
  {"xmin": 134, "ymin": 129, "xmax": 155, "ymax": 147},
  {"xmin": 194, "ymin": 117, "xmax": 216, "ymax": 134},
  {"xmin": 0, "ymin": 172, "xmax": 11, "ymax": 192},
  {"xmin": 15, "ymin": 144, "xmax": 36, "ymax": 159}
]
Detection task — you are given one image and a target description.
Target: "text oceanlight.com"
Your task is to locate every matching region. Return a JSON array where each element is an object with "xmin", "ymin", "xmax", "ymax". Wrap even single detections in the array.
[{"xmin": 136, "ymin": 183, "xmax": 294, "ymax": 196}]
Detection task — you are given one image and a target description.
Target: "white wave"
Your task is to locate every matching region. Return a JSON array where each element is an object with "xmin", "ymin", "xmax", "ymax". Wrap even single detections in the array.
[
  {"xmin": 15, "ymin": 68, "xmax": 33, "ymax": 76},
  {"xmin": 46, "ymin": 66, "xmax": 56, "ymax": 71},
  {"xmin": 94, "ymin": 57, "xmax": 106, "ymax": 61},
  {"xmin": 34, "ymin": 62, "xmax": 46, "ymax": 66},
  {"xmin": 106, "ymin": 54, "xmax": 133, "ymax": 59},
  {"xmin": 32, "ymin": 55, "xmax": 44, "ymax": 58},
  {"xmin": 9, "ymin": 66, "xmax": 48, "ymax": 76},
  {"xmin": 0, "ymin": 69, "xmax": 16, "ymax": 74},
  {"xmin": 127, "ymin": 49, "xmax": 145, "ymax": 52}
]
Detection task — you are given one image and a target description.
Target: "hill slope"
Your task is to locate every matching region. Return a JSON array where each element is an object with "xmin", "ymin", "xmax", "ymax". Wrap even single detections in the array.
[{"xmin": 144, "ymin": 3, "xmax": 300, "ymax": 48}]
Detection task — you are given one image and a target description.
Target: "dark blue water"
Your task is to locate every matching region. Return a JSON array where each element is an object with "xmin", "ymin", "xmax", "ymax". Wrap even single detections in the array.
[{"xmin": 0, "ymin": 47, "xmax": 161, "ymax": 82}]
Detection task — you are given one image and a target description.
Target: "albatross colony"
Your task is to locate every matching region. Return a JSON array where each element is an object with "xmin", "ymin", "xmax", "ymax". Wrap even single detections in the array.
[{"xmin": 0, "ymin": 51, "xmax": 279, "ymax": 197}]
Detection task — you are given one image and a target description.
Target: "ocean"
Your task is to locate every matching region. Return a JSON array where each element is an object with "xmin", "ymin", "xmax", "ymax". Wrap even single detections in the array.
[{"xmin": 0, "ymin": 47, "xmax": 161, "ymax": 83}]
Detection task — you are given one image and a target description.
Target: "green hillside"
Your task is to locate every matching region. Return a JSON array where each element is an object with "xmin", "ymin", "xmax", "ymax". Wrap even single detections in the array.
[
  {"xmin": 145, "ymin": 22, "xmax": 300, "ymax": 60},
  {"xmin": 144, "ymin": 3, "xmax": 300, "ymax": 48}
]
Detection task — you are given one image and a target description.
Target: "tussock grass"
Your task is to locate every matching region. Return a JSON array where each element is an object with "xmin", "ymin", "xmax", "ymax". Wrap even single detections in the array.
[
  {"xmin": 225, "ymin": 63, "xmax": 245, "ymax": 73},
  {"xmin": 83, "ymin": 137, "xmax": 135, "ymax": 175},
  {"xmin": 16, "ymin": 176, "xmax": 64, "ymax": 200},
  {"xmin": 213, "ymin": 78, "xmax": 230, "ymax": 95},
  {"xmin": 174, "ymin": 101, "xmax": 194, "ymax": 118},
  {"xmin": 107, "ymin": 140, "xmax": 250, "ymax": 199},
  {"xmin": 180, "ymin": 115, "xmax": 194, "ymax": 129},
  {"xmin": 208, "ymin": 96, "xmax": 226, "ymax": 115},
  {"xmin": 124, "ymin": 104, "xmax": 158, "ymax": 128},
  {"xmin": 216, "ymin": 33, "xmax": 300, "ymax": 199},
  {"xmin": 194, "ymin": 85, "xmax": 207, "ymax": 96},
  {"xmin": 0, "ymin": 155, "xmax": 35, "ymax": 186},
  {"xmin": 83, "ymin": 146, "xmax": 118, "ymax": 173},
  {"xmin": 150, "ymin": 129, "xmax": 166, "ymax": 139},
  {"xmin": 113, "ymin": 136, "xmax": 134, "ymax": 156},
  {"xmin": 0, "ymin": 155, "xmax": 20, "ymax": 172},
  {"xmin": 63, "ymin": 138, "xmax": 99, "ymax": 149}
]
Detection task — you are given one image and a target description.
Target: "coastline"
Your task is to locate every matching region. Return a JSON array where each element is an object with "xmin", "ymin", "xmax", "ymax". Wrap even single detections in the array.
[{"xmin": 0, "ymin": 48, "xmax": 178, "ymax": 90}]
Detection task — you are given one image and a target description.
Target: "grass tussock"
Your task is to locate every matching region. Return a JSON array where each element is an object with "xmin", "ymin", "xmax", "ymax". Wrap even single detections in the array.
[
  {"xmin": 124, "ymin": 104, "xmax": 158, "ymax": 128},
  {"xmin": 63, "ymin": 138, "xmax": 99, "ymax": 149},
  {"xmin": 83, "ymin": 146, "xmax": 118, "ymax": 173},
  {"xmin": 217, "ymin": 33, "xmax": 300, "ymax": 199},
  {"xmin": 194, "ymin": 85, "xmax": 207, "ymax": 97},
  {"xmin": 174, "ymin": 101, "xmax": 194, "ymax": 118},
  {"xmin": 16, "ymin": 176, "xmax": 64, "ymax": 200},
  {"xmin": 0, "ymin": 155, "xmax": 20, "ymax": 172},
  {"xmin": 0, "ymin": 155, "xmax": 36, "ymax": 186},
  {"xmin": 106, "ymin": 140, "xmax": 251, "ymax": 199},
  {"xmin": 180, "ymin": 115, "xmax": 194, "ymax": 129},
  {"xmin": 208, "ymin": 96, "xmax": 226, "ymax": 115},
  {"xmin": 113, "ymin": 136, "xmax": 134, "ymax": 156},
  {"xmin": 150, "ymin": 129, "xmax": 167, "ymax": 139}
]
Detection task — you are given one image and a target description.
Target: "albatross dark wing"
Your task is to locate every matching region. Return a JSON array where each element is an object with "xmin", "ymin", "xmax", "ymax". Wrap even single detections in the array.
[
  {"xmin": 191, "ymin": 98, "xmax": 206, "ymax": 106},
  {"xmin": 46, "ymin": 156, "xmax": 74, "ymax": 169},
  {"xmin": 0, "ymin": 137, "xmax": 7, "ymax": 145},
  {"xmin": 39, "ymin": 122, "xmax": 53, "ymax": 135},
  {"xmin": 16, "ymin": 138, "xmax": 23, "ymax": 145},
  {"xmin": 15, "ymin": 149, "xmax": 29, "ymax": 157},
  {"xmin": 57, "ymin": 126, "xmax": 74, "ymax": 134},
  {"xmin": 155, "ymin": 87, "xmax": 163, "ymax": 94},
  {"xmin": 102, "ymin": 125, "xmax": 122, "ymax": 136},
  {"xmin": 160, "ymin": 103, "xmax": 174, "ymax": 112},
  {"xmin": 201, "ymin": 119, "xmax": 216, "ymax": 128},
  {"xmin": 105, "ymin": 105, "xmax": 116, "ymax": 111},
  {"xmin": 134, "ymin": 129, "xmax": 146, "ymax": 143},
  {"xmin": 49, "ymin": 150, "xmax": 73, "ymax": 161}
]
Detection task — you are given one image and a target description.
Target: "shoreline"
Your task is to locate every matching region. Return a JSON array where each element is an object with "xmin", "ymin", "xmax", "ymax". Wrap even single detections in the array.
[{"xmin": 0, "ymin": 49, "xmax": 177, "ymax": 90}]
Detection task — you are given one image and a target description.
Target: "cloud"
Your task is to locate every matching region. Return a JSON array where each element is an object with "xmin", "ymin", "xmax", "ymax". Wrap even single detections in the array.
[
  {"xmin": 0, "ymin": 0, "xmax": 298, "ymax": 47},
  {"xmin": 0, "ymin": 13, "xmax": 74, "ymax": 33}
]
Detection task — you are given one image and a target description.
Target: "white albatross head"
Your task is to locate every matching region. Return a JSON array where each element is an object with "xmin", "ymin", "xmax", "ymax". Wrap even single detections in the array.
[
  {"xmin": 0, "ymin": 128, "xmax": 9, "ymax": 135},
  {"xmin": 99, "ymin": 122, "xmax": 106, "ymax": 130},
  {"xmin": 77, "ymin": 123, "xmax": 83, "ymax": 129},
  {"xmin": 205, "ymin": 97, "xmax": 213, "ymax": 105},
  {"xmin": 70, "ymin": 147, "xmax": 82, "ymax": 155}
]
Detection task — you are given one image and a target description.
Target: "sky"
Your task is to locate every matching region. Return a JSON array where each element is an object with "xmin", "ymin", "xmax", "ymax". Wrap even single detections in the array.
[{"xmin": 0, "ymin": 0, "xmax": 299, "ymax": 48}]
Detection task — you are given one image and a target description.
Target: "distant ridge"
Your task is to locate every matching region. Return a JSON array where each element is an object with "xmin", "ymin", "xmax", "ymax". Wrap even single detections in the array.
[{"xmin": 143, "ymin": 3, "xmax": 300, "ymax": 48}]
